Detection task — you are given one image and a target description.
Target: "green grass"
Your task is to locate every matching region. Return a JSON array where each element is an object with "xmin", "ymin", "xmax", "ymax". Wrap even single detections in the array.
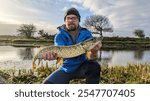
[
  {"xmin": 0, "ymin": 36, "xmax": 150, "ymax": 49},
  {"xmin": 0, "ymin": 63, "xmax": 150, "ymax": 84},
  {"xmin": 0, "ymin": 36, "xmax": 54, "ymax": 47},
  {"xmin": 102, "ymin": 37, "xmax": 150, "ymax": 49},
  {"xmin": 1, "ymin": 36, "xmax": 150, "ymax": 48}
]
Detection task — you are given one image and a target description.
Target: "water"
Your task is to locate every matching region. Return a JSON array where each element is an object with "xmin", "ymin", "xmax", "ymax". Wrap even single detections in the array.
[
  {"xmin": 0, "ymin": 46, "xmax": 57, "ymax": 69},
  {"xmin": 100, "ymin": 50, "xmax": 150, "ymax": 67},
  {"xmin": 0, "ymin": 46, "xmax": 150, "ymax": 69}
]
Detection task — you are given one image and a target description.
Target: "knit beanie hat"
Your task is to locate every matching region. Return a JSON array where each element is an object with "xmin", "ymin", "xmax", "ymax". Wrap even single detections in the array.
[{"xmin": 64, "ymin": 7, "xmax": 80, "ymax": 22}]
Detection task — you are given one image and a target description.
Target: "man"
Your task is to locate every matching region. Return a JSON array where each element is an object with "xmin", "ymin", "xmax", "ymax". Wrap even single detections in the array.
[{"xmin": 42, "ymin": 7, "xmax": 102, "ymax": 84}]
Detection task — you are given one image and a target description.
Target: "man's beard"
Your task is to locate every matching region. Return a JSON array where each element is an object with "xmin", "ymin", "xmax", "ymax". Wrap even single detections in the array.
[{"xmin": 67, "ymin": 24, "xmax": 77, "ymax": 31}]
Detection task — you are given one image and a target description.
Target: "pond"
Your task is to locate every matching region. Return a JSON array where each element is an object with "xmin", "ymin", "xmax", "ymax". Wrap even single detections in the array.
[{"xmin": 0, "ymin": 46, "xmax": 150, "ymax": 69}]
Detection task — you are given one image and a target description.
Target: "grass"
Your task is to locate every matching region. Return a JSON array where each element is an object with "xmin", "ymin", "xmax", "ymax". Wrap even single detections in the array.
[
  {"xmin": 0, "ymin": 36, "xmax": 54, "ymax": 47},
  {"xmin": 0, "ymin": 63, "xmax": 150, "ymax": 84},
  {"xmin": 100, "ymin": 63, "xmax": 150, "ymax": 84},
  {"xmin": 102, "ymin": 37, "xmax": 150, "ymax": 49},
  {"xmin": 1, "ymin": 36, "xmax": 150, "ymax": 48}
]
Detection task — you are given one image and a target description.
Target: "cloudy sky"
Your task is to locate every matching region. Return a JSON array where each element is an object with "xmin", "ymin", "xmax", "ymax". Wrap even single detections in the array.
[{"xmin": 0, "ymin": 0, "xmax": 150, "ymax": 37}]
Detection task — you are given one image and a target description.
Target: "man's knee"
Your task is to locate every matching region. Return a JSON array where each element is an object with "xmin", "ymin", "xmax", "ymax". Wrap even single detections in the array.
[
  {"xmin": 85, "ymin": 60, "xmax": 101, "ymax": 84},
  {"xmin": 89, "ymin": 60, "xmax": 101, "ymax": 72}
]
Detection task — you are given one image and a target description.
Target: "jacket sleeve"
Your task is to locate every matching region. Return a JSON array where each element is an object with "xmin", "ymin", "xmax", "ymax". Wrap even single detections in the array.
[{"xmin": 54, "ymin": 33, "xmax": 66, "ymax": 46}]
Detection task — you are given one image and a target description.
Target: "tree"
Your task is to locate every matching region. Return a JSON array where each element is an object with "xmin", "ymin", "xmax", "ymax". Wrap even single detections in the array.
[
  {"xmin": 17, "ymin": 24, "xmax": 36, "ymax": 38},
  {"xmin": 134, "ymin": 29, "xmax": 145, "ymax": 38},
  {"xmin": 38, "ymin": 29, "xmax": 49, "ymax": 39},
  {"xmin": 83, "ymin": 15, "xmax": 113, "ymax": 37}
]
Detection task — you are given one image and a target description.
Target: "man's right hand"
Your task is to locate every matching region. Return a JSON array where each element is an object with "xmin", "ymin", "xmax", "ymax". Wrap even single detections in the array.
[{"xmin": 42, "ymin": 51, "xmax": 58, "ymax": 60}]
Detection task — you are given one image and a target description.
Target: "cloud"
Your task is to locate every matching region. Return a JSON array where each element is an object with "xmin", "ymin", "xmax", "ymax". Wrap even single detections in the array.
[
  {"xmin": 0, "ymin": 0, "xmax": 68, "ymax": 26},
  {"xmin": 0, "ymin": 0, "xmax": 92, "ymax": 34},
  {"xmin": 68, "ymin": 0, "xmax": 150, "ymax": 37},
  {"xmin": 0, "ymin": 0, "xmax": 69, "ymax": 35},
  {"xmin": 0, "ymin": 0, "xmax": 42, "ymax": 24},
  {"xmin": 0, "ymin": 0, "xmax": 150, "ymax": 37}
]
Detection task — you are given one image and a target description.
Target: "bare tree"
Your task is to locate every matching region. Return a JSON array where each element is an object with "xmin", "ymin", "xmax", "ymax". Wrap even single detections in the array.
[
  {"xmin": 17, "ymin": 24, "xmax": 36, "ymax": 38},
  {"xmin": 134, "ymin": 29, "xmax": 145, "ymax": 38},
  {"xmin": 38, "ymin": 29, "xmax": 50, "ymax": 39},
  {"xmin": 83, "ymin": 15, "xmax": 113, "ymax": 37}
]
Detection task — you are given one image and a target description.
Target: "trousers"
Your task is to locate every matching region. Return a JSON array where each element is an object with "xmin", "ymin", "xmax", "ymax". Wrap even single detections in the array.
[{"xmin": 43, "ymin": 60, "xmax": 101, "ymax": 84}]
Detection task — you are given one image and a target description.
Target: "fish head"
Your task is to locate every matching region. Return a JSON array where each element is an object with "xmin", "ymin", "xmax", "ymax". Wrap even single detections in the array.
[{"xmin": 81, "ymin": 37, "xmax": 103, "ymax": 51}]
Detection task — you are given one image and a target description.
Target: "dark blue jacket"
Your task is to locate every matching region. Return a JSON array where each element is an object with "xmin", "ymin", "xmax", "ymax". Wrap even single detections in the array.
[{"xmin": 54, "ymin": 26, "xmax": 93, "ymax": 73}]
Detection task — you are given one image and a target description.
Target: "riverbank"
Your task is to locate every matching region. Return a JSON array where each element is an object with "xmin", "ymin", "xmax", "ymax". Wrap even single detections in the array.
[
  {"xmin": 0, "ymin": 36, "xmax": 150, "ymax": 49},
  {"xmin": 102, "ymin": 37, "xmax": 150, "ymax": 50},
  {"xmin": 0, "ymin": 36, "xmax": 53, "ymax": 47},
  {"xmin": 0, "ymin": 63, "xmax": 150, "ymax": 84}
]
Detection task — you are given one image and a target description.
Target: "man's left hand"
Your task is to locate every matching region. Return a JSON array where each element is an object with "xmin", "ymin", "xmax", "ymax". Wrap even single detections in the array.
[
  {"xmin": 87, "ymin": 42, "xmax": 102, "ymax": 60},
  {"xmin": 91, "ymin": 42, "xmax": 102, "ymax": 53}
]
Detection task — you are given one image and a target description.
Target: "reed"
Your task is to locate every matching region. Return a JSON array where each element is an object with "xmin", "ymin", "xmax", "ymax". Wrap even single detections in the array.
[{"xmin": 0, "ymin": 63, "xmax": 150, "ymax": 84}]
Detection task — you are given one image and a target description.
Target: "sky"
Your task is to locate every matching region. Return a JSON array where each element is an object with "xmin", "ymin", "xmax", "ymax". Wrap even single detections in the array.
[{"xmin": 0, "ymin": 0, "xmax": 150, "ymax": 37}]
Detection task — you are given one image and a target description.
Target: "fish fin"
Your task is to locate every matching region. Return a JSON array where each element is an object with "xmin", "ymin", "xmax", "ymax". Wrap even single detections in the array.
[
  {"xmin": 86, "ymin": 51, "xmax": 94, "ymax": 60},
  {"xmin": 86, "ymin": 51, "xmax": 91, "ymax": 60},
  {"xmin": 56, "ymin": 57, "xmax": 63, "ymax": 66},
  {"xmin": 86, "ymin": 51, "xmax": 97, "ymax": 60},
  {"xmin": 32, "ymin": 63, "xmax": 36, "ymax": 72}
]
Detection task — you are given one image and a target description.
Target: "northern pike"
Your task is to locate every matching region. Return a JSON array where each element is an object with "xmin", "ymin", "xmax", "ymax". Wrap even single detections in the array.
[{"xmin": 32, "ymin": 37, "xmax": 103, "ymax": 70}]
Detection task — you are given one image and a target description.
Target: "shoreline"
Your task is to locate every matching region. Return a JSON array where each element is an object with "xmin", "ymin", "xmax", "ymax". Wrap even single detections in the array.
[{"xmin": 1, "ymin": 36, "xmax": 150, "ymax": 49}]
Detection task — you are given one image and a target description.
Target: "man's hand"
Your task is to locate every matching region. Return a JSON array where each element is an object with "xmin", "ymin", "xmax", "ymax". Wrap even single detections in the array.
[
  {"xmin": 87, "ymin": 42, "xmax": 102, "ymax": 59},
  {"xmin": 91, "ymin": 42, "xmax": 102, "ymax": 53},
  {"xmin": 42, "ymin": 51, "xmax": 58, "ymax": 60}
]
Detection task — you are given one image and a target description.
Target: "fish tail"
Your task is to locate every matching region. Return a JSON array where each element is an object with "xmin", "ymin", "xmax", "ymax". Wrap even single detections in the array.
[{"xmin": 32, "ymin": 62, "xmax": 36, "ymax": 72}]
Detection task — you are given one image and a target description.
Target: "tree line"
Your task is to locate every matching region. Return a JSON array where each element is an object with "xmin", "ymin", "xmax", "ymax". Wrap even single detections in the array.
[{"xmin": 17, "ymin": 15, "xmax": 145, "ymax": 39}]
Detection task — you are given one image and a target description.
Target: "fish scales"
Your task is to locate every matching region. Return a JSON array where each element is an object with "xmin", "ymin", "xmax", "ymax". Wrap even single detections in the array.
[
  {"xmin": 32, "ymin": 37, "xmax": 103, "ymax": 71},
  {"xmin": 38, "ymin": 44, "xmax": 85, "ymax": 58}
]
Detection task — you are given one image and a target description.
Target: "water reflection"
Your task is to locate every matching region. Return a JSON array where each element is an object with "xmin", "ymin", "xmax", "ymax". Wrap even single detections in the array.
[
  {"xmin": 101, "ymin": 50, "xmax": 150, "ymax": 67},
  {"xmin": 0, "ymin": 46, "xmax": 57, "ymax": 69},
  {"xmin": 0, "ymin": 46, "xmax": 150, "ymax": 69},
  {"xmin": 0, "ymin": 46, "xmax": 33, "ymax": 69},
  {"xmin": 134, "ymin": 49, "xmax": 144, "ymax": 60},
  {"xmin": 18, "ymin": 48, "xmax": 34, "ymax": 60}
]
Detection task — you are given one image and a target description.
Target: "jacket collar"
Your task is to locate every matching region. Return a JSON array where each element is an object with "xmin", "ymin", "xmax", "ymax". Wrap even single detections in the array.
[{"xmin": 57, "ymin": 24, "xmax": 85, "ymax": 32}]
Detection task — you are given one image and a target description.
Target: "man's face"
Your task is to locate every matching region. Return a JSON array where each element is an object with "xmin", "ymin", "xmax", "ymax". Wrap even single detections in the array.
[{"xmin": 65, "ymin": 14, "xmax": 79, "ymax": 31}]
